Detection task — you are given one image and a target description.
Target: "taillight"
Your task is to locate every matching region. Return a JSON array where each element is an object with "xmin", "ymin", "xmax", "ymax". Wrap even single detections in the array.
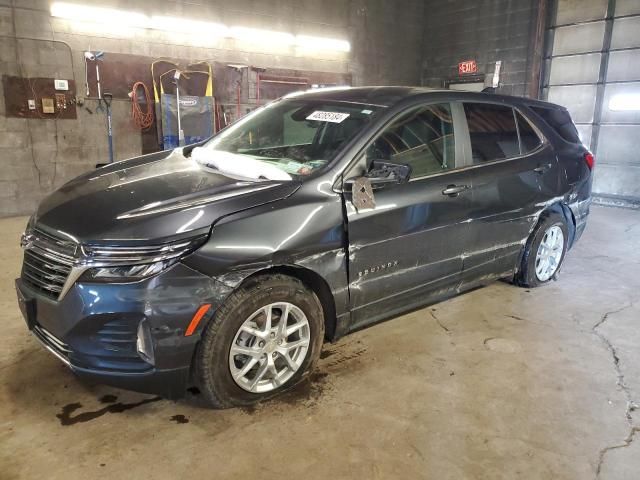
[{"xmin": 584, "ymin": 152, "xmax": 595, "ymax": 170}]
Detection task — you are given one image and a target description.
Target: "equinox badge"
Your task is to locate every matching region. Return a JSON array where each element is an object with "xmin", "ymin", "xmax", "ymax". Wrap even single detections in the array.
[{"xmin": 358, "ymin": 260, "xmax": 399, "ymax": 278}]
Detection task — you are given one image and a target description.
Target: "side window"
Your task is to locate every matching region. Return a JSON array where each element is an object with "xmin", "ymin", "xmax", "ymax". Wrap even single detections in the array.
[
  {"xmin": 464, "ymin": 103, "xmax": 520, "ymax": 163},
  {"xmin": 516, "ymin": 111, "xmax": 543, "ymax": 153},
  {"xmin": 366, "ymin": 103, "xmax": 456, "ymax": 179}
]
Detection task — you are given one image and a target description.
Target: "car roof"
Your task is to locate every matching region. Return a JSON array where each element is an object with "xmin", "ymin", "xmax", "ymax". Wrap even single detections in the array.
[{"xmin": 285, "ymin": 86, "xmax": 566, "ymax": 111}]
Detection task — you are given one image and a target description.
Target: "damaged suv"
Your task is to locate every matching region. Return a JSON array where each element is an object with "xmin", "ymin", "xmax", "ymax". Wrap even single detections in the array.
[{"xmin": 16, "ymin": 87, "xmax": 592, "ymax": 407}]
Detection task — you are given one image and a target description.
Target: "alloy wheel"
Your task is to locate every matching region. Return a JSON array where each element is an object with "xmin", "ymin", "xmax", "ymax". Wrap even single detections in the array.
[
  {"xmin": 229, "ymin": 302, "xmax": 310, "ymax": 393},
  {"xmin": 535, "ymin": 225, "xmax": 564, "ymax": 282}
]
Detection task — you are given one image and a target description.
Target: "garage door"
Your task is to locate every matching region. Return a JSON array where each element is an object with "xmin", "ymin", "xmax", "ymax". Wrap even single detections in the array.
[{"xmin": 542, "ymin": 0, "xmax": 640, "ymax": 203}]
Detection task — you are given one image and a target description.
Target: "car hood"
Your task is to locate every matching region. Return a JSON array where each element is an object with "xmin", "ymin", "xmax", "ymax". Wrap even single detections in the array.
[{"xmin": 35, "ymin": 149, "xmax": 300, "ymax": 243}]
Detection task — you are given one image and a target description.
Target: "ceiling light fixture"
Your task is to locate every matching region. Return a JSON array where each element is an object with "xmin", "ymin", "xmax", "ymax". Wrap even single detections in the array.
[
  {"xmin": 50, "ymin": 3, "xmax": 350, "ymax": 52},
  {"xmin": 151, "ymin": 16, "xmax": 228, "ymax": 36},
  {"xmin": 51, "ymin": 2, "xmax": 150, "ymax": 28}
]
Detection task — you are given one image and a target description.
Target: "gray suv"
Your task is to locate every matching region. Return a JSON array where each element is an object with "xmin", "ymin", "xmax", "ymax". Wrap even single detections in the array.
[{"xmin": 16, "ymin": 87, "xmax": 592, "ymax": 407}]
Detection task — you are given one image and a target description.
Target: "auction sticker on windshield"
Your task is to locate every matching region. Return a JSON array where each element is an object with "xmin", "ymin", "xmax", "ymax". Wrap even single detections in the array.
[{"xmin": 306, "ymin": 111, "xmax": 350, "ymax": 123}]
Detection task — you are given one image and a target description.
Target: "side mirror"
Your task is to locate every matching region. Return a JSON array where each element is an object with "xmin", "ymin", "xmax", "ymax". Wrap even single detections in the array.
[
  {"xmin": 344, "ymin": 174, "xmax": 396, "ymax": 191},
  {"xmin": 345, "ymin": 161, "xmax": 411, "ymax": 191}
]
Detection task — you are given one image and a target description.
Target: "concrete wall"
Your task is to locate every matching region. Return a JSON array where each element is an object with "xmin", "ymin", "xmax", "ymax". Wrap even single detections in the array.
[
  {"xmin": 0, "ymin": 0, "xmax": 425, "ymax": 217},
  {"xmin": 421, "ymin": 0, "xmax": 542, "ymax": 97}
]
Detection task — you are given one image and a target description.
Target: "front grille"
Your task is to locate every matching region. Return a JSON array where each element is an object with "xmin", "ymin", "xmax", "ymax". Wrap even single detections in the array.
[{"xmin": 21, "ymin": 226, "xmax": 78, "ymax": 300}]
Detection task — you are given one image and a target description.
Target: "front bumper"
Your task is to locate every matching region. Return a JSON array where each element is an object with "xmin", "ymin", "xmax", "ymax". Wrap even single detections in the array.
[{"xmin": 15, "ymin": 263, "xmax": 232, "ymax": 399}]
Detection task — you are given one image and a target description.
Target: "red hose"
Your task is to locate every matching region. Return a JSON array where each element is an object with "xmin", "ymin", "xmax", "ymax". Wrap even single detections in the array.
[{"xmin": 130, "ymin": 81, "xmax": 154, "ymax": 130}]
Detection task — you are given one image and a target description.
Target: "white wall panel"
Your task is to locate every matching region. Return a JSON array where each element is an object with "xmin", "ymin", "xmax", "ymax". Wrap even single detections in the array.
[
  {"xmin": 611, "ymin": 17, "xmax": 640, "ymax": 49},
  {"xmin": 593, "ymin": 164, "xmax": 640, "ymax": 197},
  {"xmin": 616, "ymin": 0, "xmax": 640, "ymax": 16},
  {"xmin": 607, "ymin": 49, "xmax": 640, "ymax": 82},
  {"xmin": 548, "ymin": 85, "xmax": 598, "ymax": 123},
  {"xmin": 549, "ymin": 53, "xmax": 601, "ymax": 85},
  {"xmin": 553, "ymin": 22, "xmax": 606, "ymax": 55},
  {"xmin": 601, "ymin": 82, "xmax": 640, "ymax": 124},
  {"xmin": 549, "ymin": 0, "xmax": 640, "ymax": 202},
  {"xmin": 597, "ymin": 125, "xmax": 640, "ymax": 165},
  {"xmin": 556, "ymin": 0, "xmax": 607, "ymax": 24}
]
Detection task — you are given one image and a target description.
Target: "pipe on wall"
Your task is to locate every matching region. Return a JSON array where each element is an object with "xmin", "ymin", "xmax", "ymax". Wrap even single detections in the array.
[{"xmin": 526, "ymin": 0, "xmax": 548, "ymax": 99}]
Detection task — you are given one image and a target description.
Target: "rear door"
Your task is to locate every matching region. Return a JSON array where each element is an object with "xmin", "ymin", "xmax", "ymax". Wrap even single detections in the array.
[
  {"xmin": 461, "ymin": 102, "xmax": 560, "ymax": 279},
  {"xmin": 343, "ymin": 102, "xmax": 474, "ymax": 330}
]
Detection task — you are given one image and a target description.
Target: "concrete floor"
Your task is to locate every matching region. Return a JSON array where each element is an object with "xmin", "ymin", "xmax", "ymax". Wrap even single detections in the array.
[{"xmin": 1, "ymin": 205, "xmax": 639, "ymax": 479}]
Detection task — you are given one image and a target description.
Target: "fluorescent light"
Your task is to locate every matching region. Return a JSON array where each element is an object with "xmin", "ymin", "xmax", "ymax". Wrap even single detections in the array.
[
  {"xmin": 51, "ymin": 2, "xmax": 150, "ymax": 28},
  {"xmin": 609, "ymin": 93, "xmax": 640, "ymax": 112},
  {"xmin": 151, "ymin": 16, "xmax": 227, "ymax": 36},
  {"xmin": 296, "ymin": 35, "xmax": 351, "ymax": 52},
  {"xmin": 230, "ymin": 26, "xmax": 295, "ymax": 45},
  {"xmin": 50, "ymin": 3, "xmax": 350, "ymax": 52}
]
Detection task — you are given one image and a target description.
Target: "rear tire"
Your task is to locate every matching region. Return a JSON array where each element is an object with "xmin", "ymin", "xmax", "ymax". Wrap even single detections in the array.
[
  {"xmin": 515, "ymin": 212, "xmax": 569, "ymax": 288},
  {"xmin": 194, "ymin": 274, "xmax": 324, "ymax": 408}
]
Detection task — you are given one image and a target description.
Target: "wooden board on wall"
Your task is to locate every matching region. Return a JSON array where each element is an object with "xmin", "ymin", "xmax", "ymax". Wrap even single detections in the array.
[
  {"xmin": 85, "ymin": 54, "xmax": 211, "ymax": 99},
  {"xmin": 84, "ymin": 53, "xmax": 214, "ymax": 153},
  {"xmin": 85, "ymin": 53, "xmax": 169, "ymax": 154},
  {"xmin": 85, "ymin": 53, "xmax": 156, "ymax": 99},
  {"xmin": 257, "ymin": 67, "xmax": 352, "ymax": 103},
  {"xmin": 2, "ymin": 75, "xmax": 77, "ymax": 120},
  {"xmin": 212, "ymin": 62, "xmax": 352, "ymax": 124}
]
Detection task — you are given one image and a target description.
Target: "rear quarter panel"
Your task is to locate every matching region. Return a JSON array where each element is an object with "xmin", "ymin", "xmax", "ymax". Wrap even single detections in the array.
[{"xmin": 522, "ymin": 104, "xmax": 592, "ymax": 243}]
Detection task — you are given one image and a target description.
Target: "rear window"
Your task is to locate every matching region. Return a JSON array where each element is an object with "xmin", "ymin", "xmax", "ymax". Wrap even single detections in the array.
[
  {"xmin": 530, "ymin": 106, "xmax": 581, "ymax": 144},
  {"xmin": 464, "ymin": 103, "xmax": 520, "ymax": 163},
  {"xmin": 516, "ymin": 111, "xmax": 543, "ymax": 153}
]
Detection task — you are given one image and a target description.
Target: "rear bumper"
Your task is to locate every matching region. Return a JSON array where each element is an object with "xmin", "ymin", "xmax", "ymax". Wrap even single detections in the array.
[{"xmin": 15, "ymin": 263, "xmax": 233, "ymax": 399}]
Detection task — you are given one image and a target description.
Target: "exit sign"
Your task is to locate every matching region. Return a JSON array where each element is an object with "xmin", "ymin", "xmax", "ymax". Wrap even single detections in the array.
[{"xmin": 459, "ymin": 60, "xmax": 478, "ymax": 75}]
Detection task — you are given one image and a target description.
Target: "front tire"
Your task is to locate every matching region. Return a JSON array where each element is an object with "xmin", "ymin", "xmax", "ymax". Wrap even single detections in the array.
[
  {"xmin": 516, "ymin": 212, "xmax": 569, "ymax": 288},
  {"xmin": 194, "ymin": 274, "xmax": 324, "ymax": 408}
]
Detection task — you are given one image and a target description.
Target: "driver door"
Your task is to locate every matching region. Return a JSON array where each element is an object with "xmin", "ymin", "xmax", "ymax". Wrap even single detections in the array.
[{"xmin": 344, "ymin": 102, "xmax": 474, "ymax": 330}]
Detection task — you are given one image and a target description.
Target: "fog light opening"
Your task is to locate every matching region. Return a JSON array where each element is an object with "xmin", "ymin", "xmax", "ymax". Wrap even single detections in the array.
[{"xmin": 136, "ymin": 320, "xmax": 155, "ymax": 365}]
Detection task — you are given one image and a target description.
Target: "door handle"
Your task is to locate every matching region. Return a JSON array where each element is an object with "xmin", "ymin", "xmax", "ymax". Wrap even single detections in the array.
[
  {"xmin": 442, "ymin": 184, "xmax": 470, "ymax": 197},
  {"xmin": 533, "ymin": 163, "xmax": 552, "ymax": 174}
]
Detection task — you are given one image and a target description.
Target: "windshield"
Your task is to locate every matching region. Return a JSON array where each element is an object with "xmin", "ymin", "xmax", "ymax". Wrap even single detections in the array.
[{"xmin": 193, "ymin": 98, "xmax": 382, "ymax": 180}]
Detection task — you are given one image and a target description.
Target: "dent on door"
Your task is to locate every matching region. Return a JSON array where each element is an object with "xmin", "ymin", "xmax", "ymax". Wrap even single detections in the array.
[
  {"xmin": 464, "ymin": 149, "xmax": 557, "ymax": 277},
  {"xmin": 344, "ymin": 170, "xmax": 473, "ymax": 330}
]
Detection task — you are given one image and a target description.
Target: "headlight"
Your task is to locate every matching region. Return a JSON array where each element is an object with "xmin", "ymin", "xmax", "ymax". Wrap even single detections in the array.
[
  {"xmin": 79, "ymin": 234, "xmax": 207, "ymax": 283},
  {"xmin": 80, "ymin": 259, "xmax": 179, "ymax": 282}
]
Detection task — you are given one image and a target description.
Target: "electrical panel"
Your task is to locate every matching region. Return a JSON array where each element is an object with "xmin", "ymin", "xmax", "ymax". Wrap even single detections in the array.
[{"xmin": 2, "ymin": 75, "xmax": 77, "ymax": 119}]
